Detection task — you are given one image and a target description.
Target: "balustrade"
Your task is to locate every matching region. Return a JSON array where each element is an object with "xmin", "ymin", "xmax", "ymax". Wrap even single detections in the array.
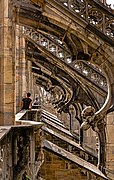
[
  {"xmin": 56, "ymin": 0, "xmax": 114, "ymax": 40},
  {"xmin": 24, "ymin": 27, "xmax": 107, "ymax": 92}
]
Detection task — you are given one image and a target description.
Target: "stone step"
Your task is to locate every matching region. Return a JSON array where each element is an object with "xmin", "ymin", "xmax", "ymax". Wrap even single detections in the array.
[
  {"xmin": 42, "ymin": 126, "xmax": 97, "ymax": 165},
  {"xmin": 41, "ymin": 118, "xmax": 77, "ymax": 141},
  {"xmin": 41, "ymin": 114, "xmax": 66, "ymax": 128},
  {"xmin": 41, "ymin": 109, "xmax": 63, "ymax": 123}
]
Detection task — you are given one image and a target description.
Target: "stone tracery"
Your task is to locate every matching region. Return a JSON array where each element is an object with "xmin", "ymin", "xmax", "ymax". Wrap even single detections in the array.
[{"xmin": 0, "ymin": 0, "xmax": 114, "ymax": 179}]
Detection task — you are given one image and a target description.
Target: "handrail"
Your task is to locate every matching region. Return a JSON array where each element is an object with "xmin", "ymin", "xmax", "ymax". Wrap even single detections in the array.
[{"xmin": 15, "ymin": 110, "xmax": 27, "ymax": 121}]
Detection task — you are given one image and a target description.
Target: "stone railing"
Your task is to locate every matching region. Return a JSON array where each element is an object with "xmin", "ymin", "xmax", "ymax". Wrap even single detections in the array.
[
  {"xmin": 24, "ymin": 27, "xmax": 107, "ymax": 92},
  {"xmin": 53, "ymin": 0, "xmax": 114, "ymax": 42},
  {"xmin": 0, "ymin": 112, "xmax": 43, "ymax": 180}
]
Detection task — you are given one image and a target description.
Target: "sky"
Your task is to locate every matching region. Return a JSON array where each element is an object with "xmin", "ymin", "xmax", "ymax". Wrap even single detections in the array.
[{"xmin": 106, "ymin": 0, "xmax": 114, "ymax": 8}]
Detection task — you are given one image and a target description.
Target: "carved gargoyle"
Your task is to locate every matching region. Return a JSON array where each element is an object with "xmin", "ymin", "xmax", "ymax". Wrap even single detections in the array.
[{"xmin": 81, "ymin": 106, "xmax": 96, "ymax": 131}]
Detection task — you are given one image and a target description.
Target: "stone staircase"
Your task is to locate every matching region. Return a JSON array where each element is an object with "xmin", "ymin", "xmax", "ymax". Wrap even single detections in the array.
[
  {"xmin": 14, "ymin": 108, "xmax": 108, "ymax": 179},
  {"xmin": 38, "ymin": 109, "xmax": 107, "ymax": 180}
]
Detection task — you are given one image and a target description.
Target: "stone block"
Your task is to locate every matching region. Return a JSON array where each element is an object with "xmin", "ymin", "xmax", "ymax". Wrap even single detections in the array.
[
  {"xmin": 107, "ymin": 113, "xmax": 114, "ymax": 125},
  {"xmin": 106, "ymin": 125, "xmax": 114, "ymax": 143}
]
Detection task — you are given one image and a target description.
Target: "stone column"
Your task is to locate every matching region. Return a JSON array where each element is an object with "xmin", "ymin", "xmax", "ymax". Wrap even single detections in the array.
[
  {"xmin": 15, "ymin": 25, "xmax": 27, "ymax": 112},
  {"xmin": 0, "ymin": 0, "xmax": 15, "ymax": 125},
  {"xmin": 15, "ymin": 24, "xmax": 21, "ymax": 112},
  {"xmin": 19, "ymin": 26, "xmax": 27, "ymax": 97}
]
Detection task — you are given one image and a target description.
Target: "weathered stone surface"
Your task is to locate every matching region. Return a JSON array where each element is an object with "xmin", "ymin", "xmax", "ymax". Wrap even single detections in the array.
[{"xmin": 0, "ymin": 0, "xmax": 114, "ymax": 179}]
